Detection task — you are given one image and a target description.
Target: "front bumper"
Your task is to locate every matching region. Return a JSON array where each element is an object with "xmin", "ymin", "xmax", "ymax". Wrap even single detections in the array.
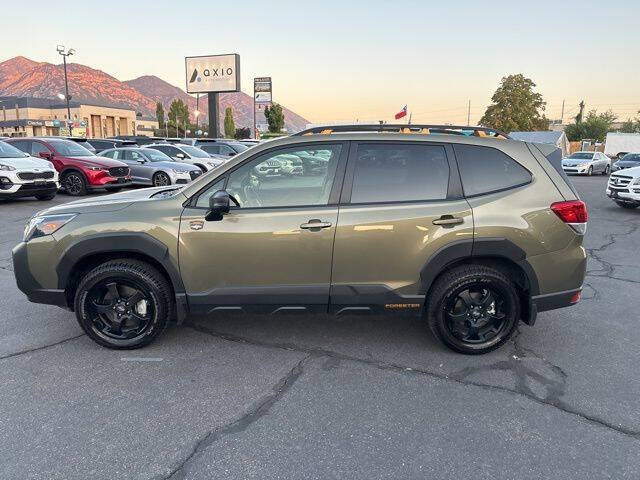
[
  {"xmin": 606, "ymin": 187, "xmax": 640, "ymax": 204},
  {"xmin": 12, "ymin": 241, "xmax": 67, "ymax": 307},
  {"xmin": 0, "ymin": 169, "xmax": 60, "ymax": 197},
  {"xmin": 562, "ymin": 165, "xmax": 590, "ymax": 174}
]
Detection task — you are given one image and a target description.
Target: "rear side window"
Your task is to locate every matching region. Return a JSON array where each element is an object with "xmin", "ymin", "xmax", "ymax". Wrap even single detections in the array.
[
  {"xmin": 454, "ymin": 145, "xmax": 531, "ymax": 196},
  {"xmin": 350, "ymin": 143, "xmax": 449, "ymax": 203}
]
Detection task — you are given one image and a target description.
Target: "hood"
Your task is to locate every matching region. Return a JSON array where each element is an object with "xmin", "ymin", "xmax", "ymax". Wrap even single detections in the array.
[
  {"xmin": 563, "ymin": 158, "xmax": 592, "ymax": 164},
  {"xmin": 66, "ymin": 155, "xmax": 128, "ymax": 168},
  {"xmin": 42, "ymin": 186, "xmax": 186, "ymax": 215},
  {"xmin": 154, "ymin": 161, "xmax": 198, "ymax": 172},
  {"xmin": 0, "ymin": 155, "xmax": 54, "ymax": 170},
  {"xmin": 612, "ymin": 165, "xmax": 640, "ymax": 177}
]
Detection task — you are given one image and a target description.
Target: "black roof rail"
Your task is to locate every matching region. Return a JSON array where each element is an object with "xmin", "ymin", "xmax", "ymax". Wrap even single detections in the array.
[{"xmin": 293, "ymin": 124, "xmax": 510, "ymax": 139}]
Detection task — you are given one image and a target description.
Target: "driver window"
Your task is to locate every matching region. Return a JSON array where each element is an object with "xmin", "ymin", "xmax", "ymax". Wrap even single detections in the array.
[{"xmin": 224, "ymin": 145, "xmax": 341, "ymax": 208}]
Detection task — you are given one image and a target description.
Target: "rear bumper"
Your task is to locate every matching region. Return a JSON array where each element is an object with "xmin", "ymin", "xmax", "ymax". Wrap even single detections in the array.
[
  {"xmin": 12, "ymin": 241, "xmax": 67, "ymax": 307},
  {"xmin": 531, "ymin": 288, "xmax": 582, "ymax": 313}
]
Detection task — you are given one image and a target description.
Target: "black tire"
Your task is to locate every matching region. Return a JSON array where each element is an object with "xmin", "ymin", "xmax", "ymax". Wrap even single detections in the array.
[
  {"xmin": 426, "ymin": 265, "xmax": 520, "ymax": 355},
  {"xmin": 195, "ymin": 164, "xmax": 207, "ymax": 173},
  {"xmin": 62, "ymin": 171, "xmax": 88, "ymax": 196},
  {"xmin": 587, "ymin": 166, "xmax": 593, "ymax": 176},
  {"xmin": 74, "ymin": 259, "xmax": 172, "ymax": 349},
  {"xmin": 615, "ymin": 201, "xmax": 639, "ymax": 209},
  {"xmin": 152, "ymin": 171, "xmax": 171, "ymax": 187},
  {"xmin": 603, "ymin": 164, "xmax": 610, "ymax": 175},
  {"xmin": 35, "ymin": 193, "xmax": 56, "ymax": 201}
]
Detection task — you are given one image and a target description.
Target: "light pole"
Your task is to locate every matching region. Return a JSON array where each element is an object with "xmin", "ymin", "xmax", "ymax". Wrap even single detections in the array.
[
  {"xmin": 56, "ymin": 45, "xmax": 75, "ymax": 125},
  {"xmin": 194, "ymin": 110, "xmax": 200, "ymax": 134}
]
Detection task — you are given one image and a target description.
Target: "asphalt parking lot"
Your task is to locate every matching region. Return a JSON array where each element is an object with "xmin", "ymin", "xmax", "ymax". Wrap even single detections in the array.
[{"xmin": 1, "ymin": 176, "xmax": 639, "ymax": 480}]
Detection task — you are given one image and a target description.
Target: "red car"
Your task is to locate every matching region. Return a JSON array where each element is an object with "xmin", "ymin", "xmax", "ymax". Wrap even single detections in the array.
[{"xmin": 7, "ymin": 137, "xmax": 132, "ymax": 196}]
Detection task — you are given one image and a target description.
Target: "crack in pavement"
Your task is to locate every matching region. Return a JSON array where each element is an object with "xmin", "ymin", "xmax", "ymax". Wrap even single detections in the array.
[
  {"xmin": 182, "ymin": 322, "xmax": 640, "ymax": 445},
  {"xmin": 164, "ymin": 354, "xmax": 311, "ymax": 480},
  {"xmin": 586, "ymin": 219, "xmax": 640, "ymax": 285},
  {"xmin": 0, "ymin": 334, "xmax": 85, "ymax": 361}
]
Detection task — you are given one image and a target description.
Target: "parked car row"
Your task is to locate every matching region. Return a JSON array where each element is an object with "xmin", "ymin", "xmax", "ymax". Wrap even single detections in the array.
[{"xmin": 0, "ymin": 135, "xmax": 262, "ymax": 201}]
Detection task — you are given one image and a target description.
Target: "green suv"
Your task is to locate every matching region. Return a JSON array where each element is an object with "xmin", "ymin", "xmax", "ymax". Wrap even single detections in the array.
[{"xmin": 12, "ymin": 125, "xmax": 587, "ymax": 354}]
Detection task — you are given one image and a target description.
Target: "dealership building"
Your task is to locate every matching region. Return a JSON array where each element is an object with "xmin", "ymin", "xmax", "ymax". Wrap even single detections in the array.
[{"xmin": 0, "ymin": 96, "xmax": 158, "ymax": 138}]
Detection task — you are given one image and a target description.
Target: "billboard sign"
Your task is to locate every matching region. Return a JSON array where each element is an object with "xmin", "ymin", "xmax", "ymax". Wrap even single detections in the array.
[
  {"xmin": 254, "ymin": 92, "xmax": 272, "ymax": 104},
  {"xmin": 185, "ymin": 54, "xmax": 240, "ymax": 94}
]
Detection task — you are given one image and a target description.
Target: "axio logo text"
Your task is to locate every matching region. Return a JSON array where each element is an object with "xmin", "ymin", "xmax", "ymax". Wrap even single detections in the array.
[{"xmin": 189, "ymin": 66, "xmax": 234, "ymax": 83}]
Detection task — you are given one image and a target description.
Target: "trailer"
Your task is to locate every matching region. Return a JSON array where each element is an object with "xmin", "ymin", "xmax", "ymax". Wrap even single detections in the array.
[{"xmin": 605, "ymin": 132, "xmax": 640, "ymax": 158}]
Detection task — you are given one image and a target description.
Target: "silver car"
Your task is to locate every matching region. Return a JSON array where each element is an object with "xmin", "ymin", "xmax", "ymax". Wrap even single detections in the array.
[
  {"xmin": 100, "ymin": 147, "xmax": 202, "ymax": 186},
  {"xmin": 562, "ymin": 151, "xmax": 611, "ymax": 176},
  {"xmin": 145, "ymin": 143, "xmax": 224, "ymax": 173}
]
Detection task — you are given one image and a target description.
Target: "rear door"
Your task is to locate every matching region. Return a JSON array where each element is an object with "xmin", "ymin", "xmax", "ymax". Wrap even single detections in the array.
[{"xmin": 330, "ymin": 141, "xmax": 473, "ymax": 313}]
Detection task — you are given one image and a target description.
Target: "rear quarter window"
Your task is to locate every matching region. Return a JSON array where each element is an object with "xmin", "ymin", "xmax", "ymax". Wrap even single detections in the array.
[{"xmin": 454, "ymin": 144, "xmax": 532, "ymax": 197}]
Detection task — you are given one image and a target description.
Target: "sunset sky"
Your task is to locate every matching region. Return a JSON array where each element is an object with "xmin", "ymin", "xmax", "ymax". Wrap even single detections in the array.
[{"xmin": 3, "ymin": 0, "xmax": 639, "ymax": 124}]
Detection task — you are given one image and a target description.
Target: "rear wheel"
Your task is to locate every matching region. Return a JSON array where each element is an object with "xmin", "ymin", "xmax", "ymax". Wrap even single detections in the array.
[
  {"xmin": 152, "ymin": 171, "xmax": 171, "ymax": 187},
  {"xmin": 62, "ymin": 171, "xmax": 87, "ymax": 196},
  {"xmin": 426, "ymin": 265, "xmax": 520, "ymax": 354},
  {"xmin": 74, "ymin": 259, "xmax": 172, "ymax": 349}
]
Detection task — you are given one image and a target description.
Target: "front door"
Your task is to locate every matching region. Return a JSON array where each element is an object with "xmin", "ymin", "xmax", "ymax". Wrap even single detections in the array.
[
  {"xmin": 179, "ymin": 142, "xmax": 347, "ymax": 314},
  {"xmin": 122, "ymin": 149, "xmax": 147, "ymax": 183},
  {"xmin": 330, "ymin": 141, "xmax": 474, "ymax": 313}
]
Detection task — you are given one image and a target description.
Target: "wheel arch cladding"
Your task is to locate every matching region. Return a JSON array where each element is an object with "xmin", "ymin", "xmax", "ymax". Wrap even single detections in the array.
[
  {"xmin": 57, "ymin": 232, "xmax": 185, "ymax": 297},
  {"xmin": 419, "ymin": 237, "xmax": 540, "ymax": 300}
]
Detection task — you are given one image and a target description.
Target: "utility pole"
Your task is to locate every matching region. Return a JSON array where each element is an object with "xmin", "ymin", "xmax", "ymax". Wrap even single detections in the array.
[
  {"xmin": 467, "ymin": 100, "xmax": 471, "ymax": 126},
  {"xmin": 560, "ymin": 99, "xmax": 565, "ymax": 125},
  {"xmin": 56, "ymin": 45, "xmax": 75, "ymax": 125}
]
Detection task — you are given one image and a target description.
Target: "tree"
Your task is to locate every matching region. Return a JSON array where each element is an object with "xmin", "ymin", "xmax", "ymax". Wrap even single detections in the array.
[
  {"xmin": 618, "ymin": 111, "xmax": 640, "ymax": 133},
  {"xmin": 564, "ymin": 110, "xmax": 618, "ymax": 142},
  {"xmin": 264, "ymin": 103, "xmax": 285, "ymax": 133},
  {"xmin": 234, "ymin": 127, "xmax": 251, "ymax": 139},
  {"xmin": 168, "ymin": 99, "xmax": 189, "ymax": 135},
  {"xmin": 155, "ymin": 102, "xmax": 165, "ymax": 128},
  {"xmin": 223, "ymin": 107, "xmax": 235, "ymax": 138},
  {"xmin": 479, "ymin": 74, "xmax": 548, "ymax": 133}
]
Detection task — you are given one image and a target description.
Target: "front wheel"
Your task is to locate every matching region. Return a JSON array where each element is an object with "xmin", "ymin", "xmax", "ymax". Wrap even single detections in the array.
[
  {"xmin": 62, "ymin": 171, "xmax": 87, "ymax": 196},
  {"xmin": 603, "ymin": 164, "xmax": 610, "ymax": 175},
  {"xmin": 152, "ymin": 171, "xmax": 171, "ymax": 187},
  {"xmin": 587, "ymin": 166, "xmax": 593, "ymax": 176},
  {"xmin": 74, "ymin": 259, "xmax": 172, "ymax": 349},
  {"xmin": 426, "ymin": 265, "xmax": 520, "ymax": 354}
]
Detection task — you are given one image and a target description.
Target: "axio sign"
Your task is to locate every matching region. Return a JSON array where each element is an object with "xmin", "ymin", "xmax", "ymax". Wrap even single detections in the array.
[{"xmin": 185, "ymin": 54, "xmax": 240, "ymax": 94}]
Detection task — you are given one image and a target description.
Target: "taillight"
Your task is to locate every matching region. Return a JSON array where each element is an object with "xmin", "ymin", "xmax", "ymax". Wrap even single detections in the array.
[{"xmin": 551, "ymin": 200, "xmax": 587, "ymax": 234}]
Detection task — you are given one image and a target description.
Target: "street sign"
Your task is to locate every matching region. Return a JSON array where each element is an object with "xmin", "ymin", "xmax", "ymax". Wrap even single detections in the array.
[
  {"xmin": 185, "ymin": 54, "xmax": 240, "ymax": 94},
  {"xmin": 254, "ymin": 92, "xmax": 272, "ymax": 104}
]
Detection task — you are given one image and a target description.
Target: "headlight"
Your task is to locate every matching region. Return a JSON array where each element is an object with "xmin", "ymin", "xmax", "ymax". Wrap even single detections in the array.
[
  {"xmin": 632, "ymin": 178, "xmax": 640, "ymax": 185},
  {"xmin": 0, "ymin": 163, "xmax": 16, "ymax": 171},
  {"xmin": 88, "ymin": 166, "xmax": 108, "ymax": 172},
  {"xmin": 207, "ymin": 162, "xmax": 220, "ymax": 168},
  {"xmin": 24, "ymin": 214, "xmax": 77, "ymax": 242},
  {"xmin": 172, "ymin": 168, "xmax": 187, "ymax": 174}
]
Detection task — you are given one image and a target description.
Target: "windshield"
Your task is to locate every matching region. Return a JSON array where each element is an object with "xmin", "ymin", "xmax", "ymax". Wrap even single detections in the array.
[
  {"xmin": 567, "ymin": 153, "xmax": 593, "ymax": 160},
  {"xmin": 0, "ymin": 141, "xmax": 28, "ymax": 158},
  {"xmin": 48, "ymin": 139, "xmax": 95, "ymax": 157},
  {"xmin": 228, "ymin": 143, "xmax": 248, "ymax": 153},
  {"xmin": 620, "ymin": 154, "xmax": 640, "ymax": 162},
  {"xmin": 180, "ymin": 145, "xmax": 210, "ymax": 158},
  {"xmin": 141, "ymin": 148, "xmax": 172, "ymax": 162}
]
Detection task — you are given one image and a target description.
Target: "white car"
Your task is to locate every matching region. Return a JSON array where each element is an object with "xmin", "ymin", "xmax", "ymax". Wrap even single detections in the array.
[
  {"xmin": 0, "ymin": 141, "xmax": 59, "ymax": 200},
  {"xmin": 562, "ymin": 151, "xmax": 610, "ymax": 175},
  {"xmin": 606, "ymin": 165, "xmax": 640, "ymax": 209},
  {"xmin": 145, "ymin": 143, "xmax": 224, "ymax": 173}
]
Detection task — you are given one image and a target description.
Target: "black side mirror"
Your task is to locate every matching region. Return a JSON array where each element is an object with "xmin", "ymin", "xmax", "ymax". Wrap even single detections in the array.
[{"xmin": 206, "ymin": 190, "xmax": 230, "ymax": 221}]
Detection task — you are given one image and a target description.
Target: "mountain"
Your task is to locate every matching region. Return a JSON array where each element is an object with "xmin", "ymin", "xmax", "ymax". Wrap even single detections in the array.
[
  {"xmin": 124, "ymin": 75, "xmax": 309, "ymax": 132},
  {"xmin": 0, "ymin": 56, "xmax": 309, "ymax": 132}
]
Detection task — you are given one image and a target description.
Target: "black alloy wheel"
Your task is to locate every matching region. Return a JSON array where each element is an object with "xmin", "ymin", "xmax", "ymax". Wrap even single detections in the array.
[
  {"xmin": 87, "ymin": 279, "xmax": 154, "ymax": 341},
  {"xmin": 153, "ymin": 171, "xmax": 171, "ymax": 187},
  {"xmin": 426, "ymin": 265, "xmax": 519, "ymax": 354},
  {"xmin": 444, "ymin": 285, "xmax": 508, "ymax": 344},
  {"xmin": 64, "ymin": 172, "xmax": 87, "ymax": 196},
  {"xmin": 74, "ymin": 259, "xmax": 172, "ymax": 349}
]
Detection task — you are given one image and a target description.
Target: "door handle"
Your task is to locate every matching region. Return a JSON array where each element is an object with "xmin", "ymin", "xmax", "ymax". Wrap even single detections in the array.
[
  {"xmin": 432, "ymin": 215, "xmax": 464, "ymax": 226},
  {"xmin": 300, "ymin": 219, "xmax": 332, "ymax": 230}
]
